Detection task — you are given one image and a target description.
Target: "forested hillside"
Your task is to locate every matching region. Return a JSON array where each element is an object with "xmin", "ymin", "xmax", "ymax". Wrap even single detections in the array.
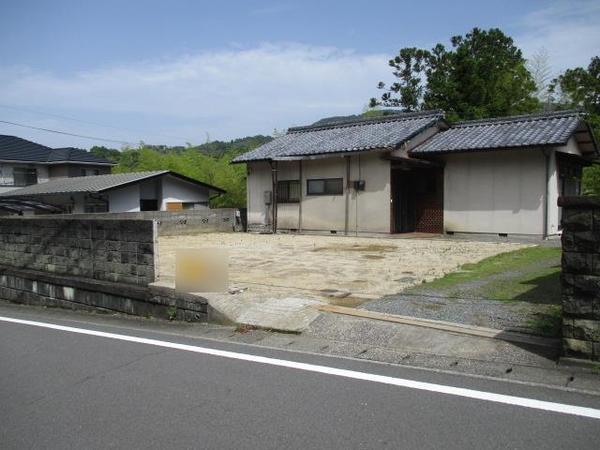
[{"xmin": 90, "ymin": 135, "xmax": 272, "ymax": 208}]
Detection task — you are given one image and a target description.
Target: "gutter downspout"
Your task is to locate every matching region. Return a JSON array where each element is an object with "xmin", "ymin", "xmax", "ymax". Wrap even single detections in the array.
[
  {"xmin": 344, "ymin": 155, "xmax": 351, "ymax": 235},
  {"xmin": 542, "ymin": 148, "xmax": 550, "ymax": 239},
  {"xmin": 270, "ymin": 160, "xmax": 278, "ymax": 233},
  {"xmin": 298, "ymin": 160, "xmax": 303, "ymax": 232}
]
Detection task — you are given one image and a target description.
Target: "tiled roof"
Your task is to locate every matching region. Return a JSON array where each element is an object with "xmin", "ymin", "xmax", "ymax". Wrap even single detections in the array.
[
  {"xmin": 48, "ymin": 147, "xmax": 114, "ymax": 164},
  {"xmin": 0, "ymin": 135, "xmax": 114, "ymax": 164},
  {"xmin": 0, "ymin": 170, "xmax": 225, "ymax": 197},
  {"xmin": 411, "ymin": 110, "xmax": 584, "ymax": 154},
  {"xmin": 0, "ymin": 135, "xmax": 55, "ymax": 162},
  {"xmin": 233, "ymin": 110, "xmax": 445, "ymax": 162}
]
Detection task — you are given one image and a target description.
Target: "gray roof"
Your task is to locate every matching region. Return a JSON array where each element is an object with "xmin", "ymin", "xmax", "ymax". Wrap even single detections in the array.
[
  {"xmin": 411, "ymin": 110, "xmax": 586, "ymax": 154},
  {"xmin": 0, "ymin": 170, "xmax": 225, "ymax": 197},
  {"xmin": 0, "ymin": 135, "xmax": 115, "ymax": 164},
  {"xmin": 233, "ymin": 110, "xmax": 445, "ymax": 162},
  {"xmin": 48, "ymin": 147, "xmax": 115, "ymax": 164}
]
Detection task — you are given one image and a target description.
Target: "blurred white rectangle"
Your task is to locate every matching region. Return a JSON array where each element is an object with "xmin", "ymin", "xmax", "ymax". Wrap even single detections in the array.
[{"xmin": 175, "ymin": 248, "xmax": 228, "ymax": 293}]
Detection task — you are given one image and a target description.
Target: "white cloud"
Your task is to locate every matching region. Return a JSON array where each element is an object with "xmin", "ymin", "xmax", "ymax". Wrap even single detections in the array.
[
  {"xmin": 0, "ymin": 44, "xmax": 390, "ymax": 147},
  {"xmin": 514, "ymin": 0, "xmax": 600, "ymax": 75}
]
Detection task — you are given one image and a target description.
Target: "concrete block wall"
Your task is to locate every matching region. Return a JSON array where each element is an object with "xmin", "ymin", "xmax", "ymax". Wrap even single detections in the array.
[
  {"xmin": 0, "ymin": 267, "xmax": 208, "ymax": 322},
  {"xmin": 59, "ymin": 208, "xmax": 240, "ymax": 236},
  {"xmin": 0, "ymin": 218, "xmax": 157, "ymax": 286},
  {"xmin": 559, "ymin": 196, "xmax": 600, "ymax": 360}
]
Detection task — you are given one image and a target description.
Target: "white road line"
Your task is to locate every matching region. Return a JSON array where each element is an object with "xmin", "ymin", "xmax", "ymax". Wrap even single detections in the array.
[{"xmin": 2, "ymin": 315, "xmax": 599, "ymax": 420}]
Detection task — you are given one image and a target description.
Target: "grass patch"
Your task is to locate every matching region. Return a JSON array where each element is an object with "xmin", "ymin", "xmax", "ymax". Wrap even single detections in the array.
[
  {"xmin": 423, "ymin": 246, "xmax": 561, "ymax": 290},
  {"xmin": 476, "ymin": 266, "xmax": 561, "ymax": 303},
  {"xmin": 526, "ymin": 305, "xmax": 562, "ymax": 337}
]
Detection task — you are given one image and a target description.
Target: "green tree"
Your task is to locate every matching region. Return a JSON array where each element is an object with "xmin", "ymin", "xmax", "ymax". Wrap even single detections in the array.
[
  {"xmin": 89, "ymin": 145, "xmax": 121, "ymax": 163},
  {"xmin": 371, "ymin": 28, "xmax": 540, "ymax": 121},
  {"xmin": 551, "ymin": 56, "xmax": 600, "ymax": 194},
  {"xmin": 109, "ymin": 135, "xmax": 272, "ymax": 208}
]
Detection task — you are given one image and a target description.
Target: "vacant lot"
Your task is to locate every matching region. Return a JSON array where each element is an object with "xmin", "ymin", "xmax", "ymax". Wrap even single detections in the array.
[{"xmin": 158, "ymin": 233, "xmax": 527, "ymax": 304}]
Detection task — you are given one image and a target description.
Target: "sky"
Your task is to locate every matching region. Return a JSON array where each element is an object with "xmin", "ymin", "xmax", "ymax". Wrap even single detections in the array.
[{"xmin": 0, "ymin": 0, "xmax": 599, "ymax": 149}]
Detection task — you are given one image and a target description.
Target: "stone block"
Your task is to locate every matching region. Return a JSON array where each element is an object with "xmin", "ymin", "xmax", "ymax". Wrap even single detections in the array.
[
  {"xmin": 562, "ymin": 231, "xmax": 598, "ymax": 253},
  {"xmin": 138, "ymin": 242, "xmax": 154, "ymax": 255},
  {"xmin": 562, "ymin": 252, "xmax": 594, "ymax": 275},
  {"xmin": 563, "ymin": 337, "xmax": 593, "ymax": 357},
  {"xmin": 572, "ymin": 319, "xmax": 600, "ymax": 342}
]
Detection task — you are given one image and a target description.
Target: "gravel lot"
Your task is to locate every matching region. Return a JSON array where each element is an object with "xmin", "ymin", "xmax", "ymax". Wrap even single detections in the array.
[
  {"xmin": 363, "ymin": 253, "xmax": 561, "ymax": 336},
  {"xmin": 158, "ymin": 232, "xmax": 526, "ymax": 304}
]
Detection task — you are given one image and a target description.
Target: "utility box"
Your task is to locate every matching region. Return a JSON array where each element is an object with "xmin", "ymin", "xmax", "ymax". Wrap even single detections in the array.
[
  {"xmin": 264, "ymin": 190, "xmax": 272, "ymax": 205},
  {"xmin": 353, "ymin": 180, "xmax": 366, "ymax": 191}
]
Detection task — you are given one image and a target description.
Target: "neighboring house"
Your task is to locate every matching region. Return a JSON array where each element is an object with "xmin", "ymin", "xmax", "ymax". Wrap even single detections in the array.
[
  {"xmin": 233, "ymin": 110, "xmax": 598, "ymax": 237},
  {"xmin": 0, "ymin": 170, "xmax": 225, "ymax": 214},
  {"xmin": 0, "ymin": 135, "xmax": 115, "ymax": 194}
]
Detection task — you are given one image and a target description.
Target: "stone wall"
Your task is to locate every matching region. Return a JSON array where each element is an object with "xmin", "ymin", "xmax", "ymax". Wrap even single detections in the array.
[
  {"xmin": 62, "ymin": 208, "xmax": 240, "ymax": 236},
  {"xmin": 0, "ymin": 266, "xmax": 208, "ymax": 322},
  {"xmin": 559, "ymin": 196, "xmax": 600, "ymax": 360},
  {"xmin": 0, "ymin": 217, "xmax": 157, "ymax": 286}
]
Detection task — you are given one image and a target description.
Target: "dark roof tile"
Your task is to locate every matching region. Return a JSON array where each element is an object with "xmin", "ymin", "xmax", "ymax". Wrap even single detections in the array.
[
  {"xmin": 233, "ymin": 110, "xmax": 445, "ymax": 162},
  {"xmin": 411, "ymin": 110, "xmax": 584, "ymax": 154},
  {"xmin": 0, "ymin": 135, "xmax": 114, "ymax": 164}
]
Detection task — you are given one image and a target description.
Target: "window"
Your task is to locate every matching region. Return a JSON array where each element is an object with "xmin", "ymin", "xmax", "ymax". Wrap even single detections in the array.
[
  {"xmin": 13, "ymin": 168, "xmax": 38, "ymax": 186},
  {"xmin": 81, "ymin": 168, "xmax": 101, "ymax": 177},
  {"xmin": 277, "ymin": 180, "xmax": 301, "ymax": 203},
  {"xmin": 306, "ymin": 178, "xmax": 343, "ymax": 196},
  {"xmin": 140, "ymin": 199, "xmax": 159, "ymax": 211}
]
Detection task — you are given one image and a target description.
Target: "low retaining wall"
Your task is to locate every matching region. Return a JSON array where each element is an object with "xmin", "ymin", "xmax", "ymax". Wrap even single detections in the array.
[
  {"xmin": 0, "ymin": 265, "xmax": 209, "ymax": 322},
  {"xmin": 559, "ymin": 196, "xmax": 600, "ymax": 361},
  {"xmin": 65, "ymin": 208, "xmax": 240, "ymax": 236},
  {"xmin": 0, "ymin": 217, "xmax": 157, "ymax": 286}
]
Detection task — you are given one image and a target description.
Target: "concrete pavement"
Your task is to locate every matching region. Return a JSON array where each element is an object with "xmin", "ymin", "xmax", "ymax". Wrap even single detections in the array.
[{"xmin": 1, "ymin": 306, "xmax": 600, "ymax": 449}]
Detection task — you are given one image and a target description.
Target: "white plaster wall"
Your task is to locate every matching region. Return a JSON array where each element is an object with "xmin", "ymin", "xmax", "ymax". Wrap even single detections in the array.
[
  {"xmin": 548, "ymin": 136, "xmax": 584, "ymax": 234},
  {"xmin": 300, "ymin": 156, "xmax": 348, "ymax": 231},
  {"xmin": 108, "ymin": 183, "xmax": 141, "ymax": 212},
  {"xmin": 546, "ymin": 150, "xmax": 559, "ymax": 236},
  {"xmin": 246, "ymin": 161, "xmax": 273, "ymax": 227},
  {"xmin": 347, "ymin": 152, "xmax": 391, "ymax": 233},
  {"xmin": 275, "ymin": 161, "xmax": 301, "ymax": 229},
  {"xmin": 160, "ymin": 176, "xmax": 209, "ymax": 210},
  {"xmin": 443, "ymin": 150, "xmax": 546, "ymax": 235},
  {"xmin": 0, "ymin": 163, "xmax": 49, "ymax": 188},
  {"xmin": 246, "ymin": 153, "xmax": 391, "ymax": 233}
]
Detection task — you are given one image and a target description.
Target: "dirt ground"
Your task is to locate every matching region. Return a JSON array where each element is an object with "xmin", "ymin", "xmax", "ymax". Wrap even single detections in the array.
[{"xmin": 158, "ymin": 233, "xmax": 527, "ymax": 306}]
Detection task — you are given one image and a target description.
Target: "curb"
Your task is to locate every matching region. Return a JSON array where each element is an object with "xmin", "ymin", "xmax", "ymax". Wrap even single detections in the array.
[{"xmin": 316, "ymin": 304, "xmax": 560, "ymax": 349}]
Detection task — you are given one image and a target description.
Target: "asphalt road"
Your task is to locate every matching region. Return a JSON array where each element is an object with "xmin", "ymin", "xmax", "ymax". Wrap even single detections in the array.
[{"xmin": 1, "ymin": 308, "xmax": 600, "ymax": 449}]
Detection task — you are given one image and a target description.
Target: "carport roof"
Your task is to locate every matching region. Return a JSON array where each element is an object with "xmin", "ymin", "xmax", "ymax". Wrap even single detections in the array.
[
  {"xmin": 232, "ymin": 110, "xmax": 445, "ymax": 162},
  {"xmin": 411, "ymin": 110, "xmax": 598, "ymax": 155},
  {"xmin": 0, "ymin": 170, "xmax": 226, "ymax": 197}
]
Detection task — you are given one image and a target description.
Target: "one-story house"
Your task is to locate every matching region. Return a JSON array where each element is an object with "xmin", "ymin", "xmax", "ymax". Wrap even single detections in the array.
[
  {"xmin": 233, "ymin": 110, "xmax": 598, "ymax": 237},
  {"xmin": 0, "ymin": 170, "xmax": 225, "ymax": 214}
]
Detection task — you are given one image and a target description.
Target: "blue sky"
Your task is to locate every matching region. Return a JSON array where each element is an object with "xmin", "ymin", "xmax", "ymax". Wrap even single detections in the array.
[{"xmin": 0, "ymin": 0, "xmax": 599, "ymax": 148}]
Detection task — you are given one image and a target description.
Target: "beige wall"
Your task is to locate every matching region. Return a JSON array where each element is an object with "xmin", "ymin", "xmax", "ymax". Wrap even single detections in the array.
[
  {"xmin": 246, "ymin": 152, "xmax": 391, "ymax": 233},
  {"xmin": 246, "ymin": 161, "xmax": 273, "ymax": 227},
  {"xmin": 443, "ymin": 149, "xmax": 547, "ymax": 235},
  {"xmin": 347, "ymin": 152, "xmax": 391, "ymax": 233}
]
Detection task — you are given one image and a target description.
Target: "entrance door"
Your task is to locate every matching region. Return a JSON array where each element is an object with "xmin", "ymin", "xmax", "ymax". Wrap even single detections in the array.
[
  {"xmin": 392, "ymin": 170, "xmax": 416, "ymax": 233},
  {"xmin": 391, "ymin": 167, "xmax": 444, "ymax": 234}
]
